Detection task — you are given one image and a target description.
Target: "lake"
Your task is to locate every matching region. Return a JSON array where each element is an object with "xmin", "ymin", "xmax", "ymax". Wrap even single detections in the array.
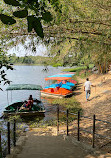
[{"xmin": 0, "ymin": 65, "xmax": 64, "ymax": 116}]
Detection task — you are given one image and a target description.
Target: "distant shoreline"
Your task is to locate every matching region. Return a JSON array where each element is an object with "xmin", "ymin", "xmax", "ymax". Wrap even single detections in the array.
[{"xmin": 13, "ymin": 63, "xmax": 45, "ymax": 66}]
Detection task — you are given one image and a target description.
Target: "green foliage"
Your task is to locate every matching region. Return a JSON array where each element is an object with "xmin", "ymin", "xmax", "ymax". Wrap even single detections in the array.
[
  {"xmin": 63, "ymin": 66, "xmax": 86, "ymax": 72},
  {"xmin": 27, "ymin": 16, "xmax": 44, "ymax": 38},
  {"xmin": 4, "ymin": 0, "xmax": 20, "ymax": 6},
  {"xmin": 79, "ymin": 70, "xmax": 91, "ymax": 78},
  {"xmin": 52, "ymin": 97, "xmax": 82, "ymax": 113},
  {"xmin": 0, "ymin": 0, "xmax": 111, "ymax": 74},
  {"xmin": 42, "ymin": 11, "xmax": 53, "ymax": 22},
  {"xmin": 27, "ymin": 15, "xmax": 34, "ymax": 32},
  {"xmin": 13, "ymin": 10, "xmax": 28, "ymax": 18},
  {"xmin": 63, "ymin": 65, "xmax": 93, "ymax": 78},
  {"xmin": 2, "ymin": 0, "xmax": 54, "ymax": 38},
  {"xmin": 22, "ymin": 56, "xmax": 35, "ymax": 64},
  {"xmin": 7, "ymin": 115, "xmax": 22, "ymax": 122},
  {"xmin": 52, "ymin": 62, "xmax": 63, "ymax": 67},
  {"xmin": 29, "ymin": 119, "xmax": 57, "ymax": 128},
  {"xmin": 0, "ymin": 14, "xmax": 16, "ymax": 25},
  {"xmin": 47, "ymin": 0, "xmax": 111, "ymax": 73},
  {"xmin": 63, "ymin": 64, "xmax": 94, "ymax": 72},
  {"xmin": 9, "ymin": 54, "xmax": 53, "ymax": 65},
  {"xmin": 33, "ymin": 18, "xmax": 44, "ymax": 38},
  {"xmin": 0, "ymin": 50, "xmax": 13, "ymax": 90},
  {"xmin": 49, "ymin": 97, "xmax": 83, "ymax": 125}
]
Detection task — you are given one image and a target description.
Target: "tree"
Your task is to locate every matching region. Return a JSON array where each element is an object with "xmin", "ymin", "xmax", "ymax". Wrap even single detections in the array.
[
  {"xmin": 0, "ymin": 0, "xmax": 111, "ymax": 73},
  {"xmin": 0, "ymin": 0, "xmax": 54, "ymax": 87},
  {"xmin": 46, "ymin": 0, "xmax": 111, "ymax": 72},
  {"xmin": 0, "ymin": 49, "xmax": 13, "ymax": 90},
  {"xmin": 22, "ymin": 56, "xmax": 35, "ymax": 64},
  {"xmin": 0, "ymin": 0, "xmax": 54, "ymax": 38}
]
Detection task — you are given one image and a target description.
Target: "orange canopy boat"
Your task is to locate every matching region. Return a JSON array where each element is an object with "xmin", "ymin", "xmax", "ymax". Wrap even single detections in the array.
[{"xmin": 41, "ymin": 76, "xmax": 73, "ymax": 98}]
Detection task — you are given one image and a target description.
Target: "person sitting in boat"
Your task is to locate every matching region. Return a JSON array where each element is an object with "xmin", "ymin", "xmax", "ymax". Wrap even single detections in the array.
[
  {"xmin": 62, "ymin": 80, "xmax": 67, "ymax": 84},
  {"xmin": 20, "ymin": 101, "xmax": 29, "ymax": 110},
  {"xmin": 27, "ymin": 95, "xmax": 33, "ymax": 110},
  {"xmin": 23, "ymin": 101, "xmax": 28, "ymax": 108}
]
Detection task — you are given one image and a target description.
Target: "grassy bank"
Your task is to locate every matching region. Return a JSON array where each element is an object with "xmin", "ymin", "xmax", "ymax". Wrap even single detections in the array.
[
  {"xmin": 63, "ymin": 64, "xmax": 94, "ymax": 72},
  {"xmin": 63, "ymin": 64, "xmax": 94, "ymax": 79},
  {"xmin": 52, "ymin": 97, "xmax": 82, "ymax": 113},
  {"xmin": 50, "ymin": 97, "xmax": 82, "ymax": 124}
]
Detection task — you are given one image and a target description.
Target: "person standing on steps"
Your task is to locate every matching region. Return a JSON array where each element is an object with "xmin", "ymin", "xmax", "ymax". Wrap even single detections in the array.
[{"xmin": 84, "ymin": 78, "xmax": 95, "ymax": 101}]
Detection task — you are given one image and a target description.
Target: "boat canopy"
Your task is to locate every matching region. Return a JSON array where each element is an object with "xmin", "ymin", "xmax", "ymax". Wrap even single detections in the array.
[
  {"xmin": 45, "ymin": 83, "xmax": 62, "ymax": 89},
  {"xmin": 58, "ymin": 72, "xmax": 75, "ymax": 75},
  {"xmin": 61, "ymin": 84, "xmax": 72, "ymax": 90},
  {"xmin": 48, "ymin": 74, "xmax": 74, "ymax": 78},
  {"xmin": 45, "ymin": 77, "xmax": 71, "ymax": 81},
  {"xmin": 6, "ymin": 84, "xmax": 43, "ymax": 91},
  {"xmin": 45, "ymin": 72, "xmax": 75, "ymax": 81}
]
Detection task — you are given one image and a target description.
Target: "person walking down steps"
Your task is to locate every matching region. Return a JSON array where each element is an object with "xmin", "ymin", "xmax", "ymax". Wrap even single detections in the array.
[{"xmin": 84, "ymin": 78, "xmax": 95, "ymax": 101}]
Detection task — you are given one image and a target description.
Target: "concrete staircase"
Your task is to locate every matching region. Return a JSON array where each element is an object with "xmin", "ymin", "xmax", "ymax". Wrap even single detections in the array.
[
  {"xmin": 16, "ymin": 131, "xmax": 87, "ymax": 158},
  {"xmin": 6, "ymin": 128, "xmax": 111, "ymax": 158}
]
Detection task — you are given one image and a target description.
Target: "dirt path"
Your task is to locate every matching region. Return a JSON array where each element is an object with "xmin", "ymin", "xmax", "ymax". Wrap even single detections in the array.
[
  {"xmin": 71, "ymin": 73, "xmax": 111, "ymax": 154},
  {"xmin": 74, "ymin": 73, "xmax": 111, "ymax": 120}
]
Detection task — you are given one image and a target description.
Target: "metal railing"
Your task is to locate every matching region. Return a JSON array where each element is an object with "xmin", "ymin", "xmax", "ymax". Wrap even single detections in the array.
[
  {"xmin": 0, "ymin": 120, "xmax": 17, "ymax": 157},
  {"xmin": 0, "ymin": 105, "xmax": 111, "ymax": 157},
  {"xmin": 56, "ymin": 105, "xmax": 111, "ymax": 149}
]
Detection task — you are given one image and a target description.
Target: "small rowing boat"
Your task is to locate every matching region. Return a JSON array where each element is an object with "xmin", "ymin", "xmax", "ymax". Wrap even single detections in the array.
[{"xmin": 2, "ymin": 84, "xmax": 45, "ymax": 118}]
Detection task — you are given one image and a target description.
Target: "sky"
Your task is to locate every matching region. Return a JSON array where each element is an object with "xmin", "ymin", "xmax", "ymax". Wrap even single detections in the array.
[{"xmin": 8, "ymin": 44, "xmax": 48, "ymax": 57}]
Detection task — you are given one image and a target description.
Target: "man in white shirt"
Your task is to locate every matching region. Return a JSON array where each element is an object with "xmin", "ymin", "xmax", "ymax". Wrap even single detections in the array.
[{"xmin": 84, "ymin": 78, "xmax": 93, "ymax": 101}]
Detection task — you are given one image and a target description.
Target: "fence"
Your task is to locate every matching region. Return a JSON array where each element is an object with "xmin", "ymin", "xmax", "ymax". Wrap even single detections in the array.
[
  {"xmin": 0, "ymin": 120, "xmax": 17, "ymax": 158},
  {"xmin": 56, "ymin": 105, "xmax": 111, "ymax": 150},
  {"xmin": 0, "ymin": 106, "xmax": 111, "ymax": 157}
]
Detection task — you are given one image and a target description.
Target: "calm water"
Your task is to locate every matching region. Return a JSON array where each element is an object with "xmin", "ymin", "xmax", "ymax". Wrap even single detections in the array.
[{"xmin": 0, "ymin": 65, "xmax": 64, "ymax": 116}]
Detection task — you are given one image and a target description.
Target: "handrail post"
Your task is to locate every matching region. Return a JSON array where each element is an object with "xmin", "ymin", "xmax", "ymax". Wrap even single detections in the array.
[
  {"xmin": 66, "ymin": 109, "xmax": 69, "ymax": 136},
  {"xmin": 57, "ymin": 105, "xmax": 59, "ymax": 135},
  {"xmin": 77, "ymin": 111, "xmax": 80, "ymax": 141},
  {"xmin": 7, "ymin": 122, "xmax": 10, "ymax": 154},
  {"xmin": 13, "ymin": 119, "xmax": 16, "ymax": 147},
  {"xmin": 92, "ymin": 115, "xmax": 96, "ymax": 148},
  {"xmin": 0, "ymin": 131, "xmax": 2, "ymax": 158}
]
